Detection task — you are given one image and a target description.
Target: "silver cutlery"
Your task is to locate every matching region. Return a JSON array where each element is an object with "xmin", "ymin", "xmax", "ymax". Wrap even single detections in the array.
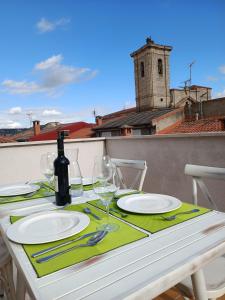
[
  {"xmin": 31, "ymin": 230, "xmax": 103, "ymax": 258},
  {"xmin": 109, "ymin": 208, "xmax": 128, "ymax": 218},
  {"xmin": 161, "ymin": 208, "xmax": 200, "ymax": 221},
  {"xmin": 83, "ymin": 207, "xmax": 101, "ymax": 220},
  {"xmin": 36, "ymin": 230, "xmax": 108, "ymax": 263}
]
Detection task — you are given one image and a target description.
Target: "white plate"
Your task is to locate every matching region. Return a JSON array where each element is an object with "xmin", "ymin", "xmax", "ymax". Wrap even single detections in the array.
[
  {"xmin": 7, "ymin": 210, "xmax": 90, "ymax": 244},
  {"xmin": 0, "ymin": 184, "xmax": 40, "ymax": 197},
  {"xmin": 117, "ymin": 193, "xmax": 182, "ymax": 214}
]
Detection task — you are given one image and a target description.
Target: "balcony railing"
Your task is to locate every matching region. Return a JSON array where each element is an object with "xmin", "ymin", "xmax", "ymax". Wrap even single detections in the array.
[{"xmin": 0, "ymin": 132, "xmax": 224, "ymax": 211}]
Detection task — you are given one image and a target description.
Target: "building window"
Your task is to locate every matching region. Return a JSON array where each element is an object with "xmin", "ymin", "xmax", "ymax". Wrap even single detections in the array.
[
  {"xmin": 101, "ymin": 131, "xmax": 112, "ymax": 137},
  {"xmin": 132, "ymin": 129, "xmax": 141, "ymax": 135},
  {"xmin": 158, "ymin": 59, "xmax": 163, "ymax": 75},
  {"xmin": 111, "ymin": 130, "xmax": 120, "ymax": 136},
  {"xmin": 140, "ymin": 62, "xmax": 145, "ymax": 77},
  {"xmin": 160, "ymin": 98, "xmax": 163, "ymax": 102},
  {"xmin": 141, "ymin": 128, "xmax": 151, "ymax": 135}
]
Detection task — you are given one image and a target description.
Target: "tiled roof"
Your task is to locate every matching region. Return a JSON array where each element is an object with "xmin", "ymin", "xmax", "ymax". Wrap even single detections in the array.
[
  {"xmin": 0, "ymin": 136, "xmax": 16, "ymax": 143},
  {"xmin": 101, "ymin": 107, "xmax": 136, "ymax": 120},
  {"xmin": 190, "ymin": 85, "xmax": 212, "ymax": 90},
  {"xmin": 94, "ymin": 109, "xmax": 174, "ymax": 130},
  {"xmin": 29, "ymin": 122, "xmax": 94, "ymax": 141},
  {"xmin": 69, "ymin": 126, "xmax": 95, "ymax": 139},
  {"xmin": 159, "ymin": 118, "xmax": 225, "ymax": 134}
]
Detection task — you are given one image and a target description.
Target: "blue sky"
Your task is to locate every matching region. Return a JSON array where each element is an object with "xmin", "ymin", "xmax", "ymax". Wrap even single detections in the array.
[{"xmin": 0, "ymin": 0, "xmax": 225, "ymax": 128}]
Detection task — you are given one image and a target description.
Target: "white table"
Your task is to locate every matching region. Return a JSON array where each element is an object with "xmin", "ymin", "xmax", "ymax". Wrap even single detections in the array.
[{"xmin": 1, "ymin": 195, "xmax": 225, "ymax": 300}]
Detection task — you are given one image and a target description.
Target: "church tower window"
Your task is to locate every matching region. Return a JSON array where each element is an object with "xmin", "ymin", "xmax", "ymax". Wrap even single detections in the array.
[
  {"xmin": 158, "ymin": 59, "xmax": 163, "ymax": 75},
  {"xmin": 140, "ymin": 61, "xmax": 145, "ymax": 77}
]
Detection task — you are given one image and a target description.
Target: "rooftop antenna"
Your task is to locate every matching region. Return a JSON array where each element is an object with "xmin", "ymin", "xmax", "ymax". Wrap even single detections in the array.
[
  {"xmin": 189, "ymin": 60, "xmax": 195, "ymax": 86},
  {"xmin": 26, "ymin": 112, "xmax": 33, "ymax": 128},
  {"xmin": 92, "ymin": 109, "xmax": 96, "ymax": 121}
]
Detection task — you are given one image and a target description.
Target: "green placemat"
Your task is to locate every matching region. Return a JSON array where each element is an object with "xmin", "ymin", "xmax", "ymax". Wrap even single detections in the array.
[
  {"xmin": 10, "ymin": 203, "xmax": 148, "ymax": 278},
  {"xmin": 0, "ymin": 182, "xmax": 54, "ymax": 205},
  {"xmin": 82, "ymin": 184, "xmax": 95, "ymax": 191},
  {"xmin": 88, "ymin": 200, "xmax": 211, "ymax": 234}
]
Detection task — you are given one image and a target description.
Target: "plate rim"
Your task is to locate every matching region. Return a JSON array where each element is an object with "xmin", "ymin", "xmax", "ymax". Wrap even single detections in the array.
[
  {"xmin": 117, "ymin": 193, "xmax": 182, "ymax": 214},
  {"xmin": 0, "ymin": 183, "xmax": 40, "ymax": 197},
  {"xmin": 6, "ymin": 210, "xmax": 90, "ymax": 244}
]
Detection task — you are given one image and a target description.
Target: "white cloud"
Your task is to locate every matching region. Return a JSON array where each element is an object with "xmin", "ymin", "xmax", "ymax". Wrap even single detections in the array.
[
  {"xmin": 35, "ymin": 55, "xmax": 62, "ymax": 70},
  {"xmin": 9, "ymin": 106, "xmax": 22, "ymax": 114},
  {"xmin": 0, "ymin": 120, "xmax": 22, "ymax": 129},
  {"xmin": 42, "ymin": 109, "xmax": 61, "ymax": 116},
  {"xmin": 2, "ymin": 80, "xmax": 43, "ymax": 95},
  {"xmin": 215, "ymin": 88, "xmax": 225, "ymax": 98},
  {"xmin": 1, "ymin": 54, "xmax": 97, "ymax": 96},
  {"xmin": 206, "ymin": 76, "xmax": 218, "ymax": 82},
  {"xmin": 219, "ymin": 65, "xmax": 225, "ymax": 74},
  {"xmin": 36, "ymin": 17, "xmax": 70, "ymax": 33}
]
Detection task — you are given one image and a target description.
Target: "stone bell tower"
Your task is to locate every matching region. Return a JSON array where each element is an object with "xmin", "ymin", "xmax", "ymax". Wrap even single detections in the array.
[{"xmin": 130, "ymin": 37, "xmax": 172, "ymax": 111}]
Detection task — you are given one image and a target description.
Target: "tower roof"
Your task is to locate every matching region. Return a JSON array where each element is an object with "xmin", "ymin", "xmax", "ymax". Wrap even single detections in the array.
[{"xmin": 130, "ymin": 37, "xmax": 172, "ymax": 57}]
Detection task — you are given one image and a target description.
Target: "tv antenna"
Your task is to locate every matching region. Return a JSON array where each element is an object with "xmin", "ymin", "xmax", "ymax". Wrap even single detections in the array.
[
  {"xmin": 26, "ymin": 112, "xmax": 33, "ymax": 127},
  {"xmin": 92, "ymin": 108, "xmax": 96, "ymax": 119},
  {"xmin": 189, "ymin": 60, "xmax": 195, "ymax": 86}
]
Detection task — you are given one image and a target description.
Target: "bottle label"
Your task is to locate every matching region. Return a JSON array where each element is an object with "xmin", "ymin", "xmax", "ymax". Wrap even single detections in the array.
[{"xmin": 54, "ymin": 176, "xmax": 59, "ymax": 192}]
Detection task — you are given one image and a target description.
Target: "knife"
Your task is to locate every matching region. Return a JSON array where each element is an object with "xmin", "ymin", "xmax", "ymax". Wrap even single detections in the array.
[{"xmin": 31, "ymin": 230, "xmax": 102, "ymax": 258}]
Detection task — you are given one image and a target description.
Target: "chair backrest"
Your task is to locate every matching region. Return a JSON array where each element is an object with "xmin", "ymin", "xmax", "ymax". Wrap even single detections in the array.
[
  {"xmin": 111, "ymin": 158, "xmax": 147, "ymax": 191},
  {"xmin": 184, "ymin": 164, "xmax": 225, "ymax": 210}
]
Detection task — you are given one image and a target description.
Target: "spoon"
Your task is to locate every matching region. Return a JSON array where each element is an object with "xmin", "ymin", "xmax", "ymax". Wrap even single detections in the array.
[
  {"xmin": 83, "ymin": 207, "xmax": 101, "ymax": 220},
  {"xmin": 36, "ymin": 230, "xmax": 108, "ymax": 263}
]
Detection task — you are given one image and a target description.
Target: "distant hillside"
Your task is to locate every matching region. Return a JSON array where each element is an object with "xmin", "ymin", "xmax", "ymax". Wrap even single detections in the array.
[{"xmin": 0, "ymin": 128, "xmax": 27, "ymax": 136}]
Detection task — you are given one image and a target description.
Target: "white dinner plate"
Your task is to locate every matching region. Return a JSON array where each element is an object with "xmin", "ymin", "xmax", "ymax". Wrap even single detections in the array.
[
  {"xmin": 117, "ymin": 193, "xmax": 182, "ymax": 214},
  {"xmin": 0, "ymin": 184, "xmax": 40, "ymax": 197},
  {"xmin": 7, "ymin": 210, "xmax": 90, "ymax": 244}
]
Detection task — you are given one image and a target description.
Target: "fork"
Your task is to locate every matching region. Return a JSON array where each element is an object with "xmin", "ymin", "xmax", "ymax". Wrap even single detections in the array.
[
  {"xmin": 36, "ymin": 230, "xmax": 108, "ymax": 263},
  {"xmin": 161, "ymin": 208, "xmax": 200, "ymax": 221}
]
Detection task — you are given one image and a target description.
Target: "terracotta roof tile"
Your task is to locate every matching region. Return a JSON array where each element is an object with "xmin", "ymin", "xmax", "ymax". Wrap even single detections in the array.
[
  {"xmin": 159, "ymin": 118, "xmax": 225, "ymax": 134},
  {"xmin": 29, "ymin": 122, "xmax": 94, "ymax": 141},
  {"xmin": 0, "ymin": 136, "xmax": 16, "ymax": 143}
]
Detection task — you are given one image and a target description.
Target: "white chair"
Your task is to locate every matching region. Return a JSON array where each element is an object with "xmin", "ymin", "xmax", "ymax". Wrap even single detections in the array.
[
  {"xmin": 0, "ymin": 238, "xmax": 16, "ymax": 300},
  {"xmin": 111, "ymin": 158, "xmax": 147, "ymax": 191},
  {"xmin": 177, "ymin": 164, "xmax": 225, "ymax": 300}
]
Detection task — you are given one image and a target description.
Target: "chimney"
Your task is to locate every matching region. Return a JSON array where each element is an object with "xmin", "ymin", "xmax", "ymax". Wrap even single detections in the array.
[
  {"xmin": 121, "ymin": 125, "xmax": 132, "ymax": 136},
  {"xmin": 96, "ymin": 116, "xmax": 103, "ymax": 126},
  {"xmin": 33, "ymin": 120, "xmax": 41, "ymax": 136}
]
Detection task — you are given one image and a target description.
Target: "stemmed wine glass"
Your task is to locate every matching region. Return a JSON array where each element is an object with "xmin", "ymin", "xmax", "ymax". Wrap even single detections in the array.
[
  {"xmin": 40, "ymin": 152, "xmax": 56, "ymax": 190},
  {"xmin": 92, "ymin": 155, "xmax": 120, "ymax": 232},
  {"xmin": 66, "ymin": 148, "xmax": 83, "ymax": 198}
]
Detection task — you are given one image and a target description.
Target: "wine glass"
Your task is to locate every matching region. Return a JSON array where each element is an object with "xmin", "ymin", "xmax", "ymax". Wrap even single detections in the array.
[
  {"xmin": 66, "ymin": 149, "xmax": 83, "ymax": 198},
  {"xmin": 92, "ymin": 155, "xmax": 120, "ymax": 232},
  {"xmin": 40, "ymin": 152, "xmax": 56, "ymax": 188}
]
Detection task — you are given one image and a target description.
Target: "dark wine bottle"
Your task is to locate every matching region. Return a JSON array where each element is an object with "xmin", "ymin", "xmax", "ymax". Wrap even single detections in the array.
[{"xmin": 54, "ymin": 130, "xmax": 71, "ymax": 206}]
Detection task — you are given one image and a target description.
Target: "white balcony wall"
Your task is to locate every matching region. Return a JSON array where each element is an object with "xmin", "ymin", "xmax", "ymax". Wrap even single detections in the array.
[
  {"xmin": 0, "ymin": 134, "xmax": 224, "ymax": 211},
  {"xmin": 106, "ymin": 133, "xmax": 225, "ymax": 212},
  {"xmin": 0, "ymin": 138, "xmax": 105, "ymax": 185}
]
